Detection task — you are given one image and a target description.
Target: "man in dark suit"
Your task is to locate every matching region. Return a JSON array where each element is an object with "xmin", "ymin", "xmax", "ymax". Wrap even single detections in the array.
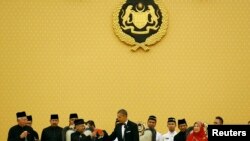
[
  {"xmin": 174, "ymin": 119, "xmax": 188, "ymax": 141},
  {"xmin": 41, "ymin": 114, "xmax": 63, "ymax": 141},
  {"xmin": 71, "ymin": 119, "xmax": 92, "ymax": 141},
  {"xmin": 109, "ymin": 109, "xmax": 139, "ymax": 141},
  {"xmin": 26, "ymin": 115, "xmax": 39, "ymax": 141},
  {"xmin": 8, "ymin": 111, "xmax": 37, "ymax": 141}
]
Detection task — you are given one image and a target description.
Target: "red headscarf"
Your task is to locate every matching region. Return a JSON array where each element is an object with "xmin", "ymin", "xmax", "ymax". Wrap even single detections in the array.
[{"xmin": 186, "ymin": 121, "xmax": 208, "ymax": 141}]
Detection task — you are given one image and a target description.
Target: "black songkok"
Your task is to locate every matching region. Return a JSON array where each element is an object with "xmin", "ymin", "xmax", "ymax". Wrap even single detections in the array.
[
  {"xmin": 16, "ymin": 111, "xmax": 26, "ymax": 118},
  {"xmin": 69, "ymin": 113, "xmax": 78, "ymax": 119},
  {"xmin": 148, "ymin": 115, "xmax": 157, "ymax": 121},
  {"xmin": 178, "ymin": 119, "xmax": 187, "ymax": 125},
  {"xmin": 168, "ymin": 117, "xmax": 176, "ymax": 123},
  {"xmin": 50, "ymin": 114, "xmax": 59, "ymax": 120},
  {"xmin": 74, "ymin": 119, "xmax": 85, "ymax": 126}
]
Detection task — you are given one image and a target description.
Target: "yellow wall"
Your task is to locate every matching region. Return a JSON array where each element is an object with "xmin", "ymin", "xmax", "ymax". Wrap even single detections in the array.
[{"xmin": 0, "ymin": 0, "xmax": 249, "ymax": 140}]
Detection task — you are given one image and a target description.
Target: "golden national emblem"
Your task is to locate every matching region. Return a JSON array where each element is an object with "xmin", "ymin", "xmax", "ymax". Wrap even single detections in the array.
[{"xmin": 113, "ymin": 0, "xmax": 168, "ymax": 51}]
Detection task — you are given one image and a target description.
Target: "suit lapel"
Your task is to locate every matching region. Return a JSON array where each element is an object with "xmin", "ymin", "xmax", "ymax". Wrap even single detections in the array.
[{"xmin": 124, "ymin": 121, "xmax": 131, "ymax": 140}]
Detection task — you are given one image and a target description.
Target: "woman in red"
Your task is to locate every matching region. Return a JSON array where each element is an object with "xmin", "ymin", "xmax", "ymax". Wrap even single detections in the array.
[{"xmin": 186, "ymin": 121, "xmax": 208, "ymax": 141}]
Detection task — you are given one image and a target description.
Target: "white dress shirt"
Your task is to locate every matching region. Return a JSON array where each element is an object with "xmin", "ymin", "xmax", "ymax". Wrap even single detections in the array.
[
  {"xmin": 162, "ymin": 131, "xmax": 177, "ymax": 141},
  {"xmin": 156, "ymin": 131, "xmax": 163, "ymax": 141},
  {"xmin": 122, "ymin": 120, "xmax": 128, "ymax": 139}
]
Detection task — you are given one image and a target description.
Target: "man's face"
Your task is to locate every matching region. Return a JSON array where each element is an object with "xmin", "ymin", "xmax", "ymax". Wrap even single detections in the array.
[
  {"xmin": 26, "ymin": 121, "xmax": 32, "ymax": 127},
  {"xmin": 167, "ymin": 122, "xmax": 176, "ymax": 132},
  {"xmin": 117, "ymin": 113, "xmax": 127, "ymax": 123},
  {"xmin": 17, "ymin": 117, "xmax": 28, "ymax": 127},
  {"xmin": 147, "ymin": 120, "xmax": 156, "ymax": 129},
  {"xmin": 86, "ymin": 123, "xmax": 94, "ymax": 131},
  {"xmin": 69, "ymin": 118, "xmax": 77, "ymax": 125},
  {"xmin": 214, "ymin": 119, "xmax": 222, "ymax": 125},
  {"xmin": 76, "ymin": 124, "xmax": 85, "ymax": 133},
  {"xmin": 178, "ymin": 124, "xmax": 187, "ymax": 132},
  {"xmin": 50, "ymin": 119, "xmax": 59, "ymax": 126}
]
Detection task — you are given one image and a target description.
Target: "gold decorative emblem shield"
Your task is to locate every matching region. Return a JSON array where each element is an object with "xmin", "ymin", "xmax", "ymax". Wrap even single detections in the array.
[{"xmin": 113, "ymin": 0, "xmax": 168, "ymax": 51}]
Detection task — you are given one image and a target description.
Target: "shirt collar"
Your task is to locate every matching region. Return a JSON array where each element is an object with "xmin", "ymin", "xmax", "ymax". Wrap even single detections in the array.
[{"xmin": 125, "ymin": 120, "xmax": 128, "ymax": 125}]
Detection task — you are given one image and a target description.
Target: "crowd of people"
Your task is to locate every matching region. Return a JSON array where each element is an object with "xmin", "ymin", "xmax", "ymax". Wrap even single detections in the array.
[{"xmin": 7, "ymin": 109, "xmax": 249, "ymax": 141}]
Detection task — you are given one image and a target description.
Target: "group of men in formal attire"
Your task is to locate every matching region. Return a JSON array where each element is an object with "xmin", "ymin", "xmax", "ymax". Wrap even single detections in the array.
[{"xmin": 7, "ymin": 109, "xmax": 224, "ymax": 141}]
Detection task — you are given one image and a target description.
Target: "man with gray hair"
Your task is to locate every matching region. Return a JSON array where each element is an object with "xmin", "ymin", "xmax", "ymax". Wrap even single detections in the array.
[
  {"xmin": 109, "ymin": 109, "xmax": 139, "ymax": 141},
  {"xmin": 8, "ymin": 111, "xmax": 36, "ymax": 141}
]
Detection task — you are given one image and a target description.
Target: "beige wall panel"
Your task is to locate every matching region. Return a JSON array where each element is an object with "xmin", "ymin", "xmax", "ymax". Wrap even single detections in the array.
[{"xmin": 0, "ymin": 0, "xmax": 249, "ymax": 140}]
